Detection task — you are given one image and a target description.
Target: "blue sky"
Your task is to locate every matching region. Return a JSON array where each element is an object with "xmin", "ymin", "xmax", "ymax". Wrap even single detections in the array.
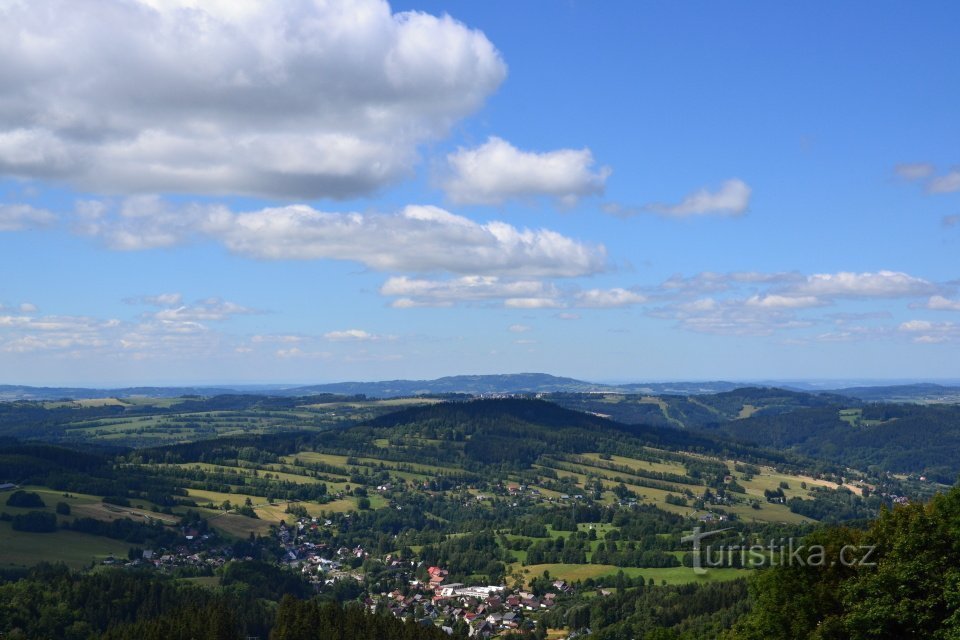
[{"xmin": 1, "ymin": 0, "xmax": 959, "ymax": 386}]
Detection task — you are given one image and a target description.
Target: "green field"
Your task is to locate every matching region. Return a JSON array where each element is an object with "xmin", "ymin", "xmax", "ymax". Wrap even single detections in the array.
[
  {"xmin": 0, "ymin": 521, "xmax": 125, "ymax": 569},
  {"xmin": 516, "ymin": 563, "xmax": 749, "ymax": 586}
]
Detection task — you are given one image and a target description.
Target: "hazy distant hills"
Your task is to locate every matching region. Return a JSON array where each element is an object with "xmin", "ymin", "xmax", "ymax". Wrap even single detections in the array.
[
  {"xmin": 0, "ymin": 385, "xmax": 246, "ymax": 401},
  {"xmin": 829, "ymin": 383, "xmax": 960, "ymax": 403},
  {"xmin": 1, "ymin": 373, "xmax": 959, "ymax": 402},
  {"xmin": 0, "ymin": 374, "xmax": 747, "ymax": 401},
  {"xmin": 284, "ymin": 374, "xmax": 749, "ymax": 397},
  {"xmin": 283, "ymin": 373, "xmax": 606, "ymax": 396}
]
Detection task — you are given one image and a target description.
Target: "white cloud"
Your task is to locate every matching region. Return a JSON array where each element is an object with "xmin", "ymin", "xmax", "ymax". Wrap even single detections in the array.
[
  {"xmin": 139, "ymin": 293, "xmax": 184, "ymax": 307},
  {"xmin": 788, "ymin": 270, "xmax": 936, "ymax": 298},
  {"xmin": 442, "ymin": 137, "xmax": 610, "ymax": 205},
  {"xmin": 900, "ymin": 320, "xmax": 935, "ymax": 332},
  {"xmin": 745, "ymin": 294, "xmax": 823, "ymax": 309},
  {"xmin": 78, "ymin": 200, "xmax": 607, "ymax": 278},
  {"xmin": 381, "ymin": 275, "xmax": 559, "ymax": 305},
  {"xmin": 649, "ymin": 299, "xmax": 814, "ymax": 337},
  {"xmin": 18, "ymin": 303, "xmax": 38, "ymax": 313},
  {"xmin": 574, "ymin": 288, "xmax": 647, "ymax": 308},
  {"xmin": 0, "ymin": 311, "xmax": 116, "ymax": 354},
  {"xmin": 812, "ymin": 326, "xmax": 887, "ymax": 343},
  {"xmin": 504, "ymin": 298, "xmax": 565, "ymax": 309},
  {"xmin": 926, "ymin": 295, "xmax": 960, "ymax": 311},
  {"xmin": 898, "ymin": 319, "xmax": 960, "ymax": 343},
  {"xmin": 150, "ymin": 298, "xmax": 257, "ymax": 323},
  {"xmin": 508, "ymin": 324, "xmax": 531, "ymax": 333},
  {"xmin": 894, "ymin": 163, "xmax": 935, "ymax": 181},
  {"xmin": 678, "ymin": 298, "xmax": 718, "ymax": 312},
  {"xmin": 943, "ymin": 215, "xmax": 960, "ymax": 228},
  {"xmin": 645, "ymin": 179, "xmax": 752, "ymax": 217},
  {"xmin": 0, "ymin": 204, "xmax": 56, "ymax": 231},
  {"xmin": 657, "ymin": 271, "xmax": 801, "ymax": 296},
  {"xmin": 929, "ymin": 169, "xmax": 960, "ymax": 194},
  {"xmin": 389, "ymin": 298, "xmax": 454, "ymax": 309},
  {"xmin": 382, "ymin": 276, "xmax": 569, "ymax": 309},
  {"xmin": 556, "ymin": 312, "xmax": 580, "ymax": 320},
  {"xmin": 640, "ymin": 269, "xmax": 949, "ymax": 338},
  {"xmin": 324, "ymin": 329, "xmax": 381, "ymax": 342},
  {"xmin": 0, "ymin": 0, "xmax": 506, "ymax": 198},
  {"xmin": 276, "ymin": 347, "xmax": 332, "ymax": 359},
  {"xmin": 251, "ymin": 334, "xmax": 304, "ymax": 344}
]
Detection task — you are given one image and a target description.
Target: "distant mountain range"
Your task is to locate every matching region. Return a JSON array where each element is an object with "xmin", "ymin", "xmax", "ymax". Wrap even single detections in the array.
[{"xmin": 2, "ymin": 373, "xmax": 959, "ymax": 403}]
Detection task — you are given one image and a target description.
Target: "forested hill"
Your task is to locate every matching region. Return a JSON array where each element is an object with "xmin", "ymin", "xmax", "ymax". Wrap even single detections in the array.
[
  {"xmin": 358, "ymin": 398, "xmax": 799, "ymax": 470},
  {"xmin": 726, "ymin": 483, "xmax": 960, "ymax": 639},
  {"xmin": 547, "ymin": 387, "xmax": 855, "ymax": 429},
  {"xmin": 701, "ymin": 403, "xmax": 960, "ymax": 483}
]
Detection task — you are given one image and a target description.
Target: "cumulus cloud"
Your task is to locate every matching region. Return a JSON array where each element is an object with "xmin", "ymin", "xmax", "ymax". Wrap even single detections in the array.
[
  {"xmin": 641, "ymin": 179, "xmax": 752, "ymax": 217},
  {"xmin": 0, "ymin": 204, "xmax": 56, "ymax": 231},
  {"xmin": 442, "ymin": 137, "xmax": 610, "ymax": 205},
  {"xmin": 745, "ymin": 294, "xmax": 824, "ymax": 309},
  {"xmin": 926, "ymin": 295, "xmax": 960, "ymax": 311},
  {"xmin": 898, "ymin": 319, "xmax": 960, "ymax": 343},
  {"xmin": 574, "ymin": 288, "xmax": 647, "ymax": 308},
  {"xmin": 641, "ymin": 269, "xmax": 942, "ymax": 337},
  {"xmin": 324, "ymin": 329, "xmax": 384, "ymax": 342},
  {"xmin": 135, "ymin": 293, "xmax": 184, "ymax": 307},
  {"xmin": 77, "ymin": 200, "xmax": 606, "ymax": 278},
  {"xmin": 0, "ymin": 294, "xmax": 401, "ymax": 363},
  {"xmin": 0, "ymin": 312, "xmax": 115, "ymax": 353},
  {"xmin": 895, "ymin": 163, "xmax": 960, "ymax": 195},
  {"xmin": 381, "ymin": 275, "xmax": 559, "ymax": 307},
  {"xmin": 0, "ymin": 0, "xmax": 506, "ymax": 198},
  {"xmin": 275, "ymin": 347, "xmax": 333, "ymax": 359},
  {"xmin": 658, "ymin": 271, "xmax": 801, "ymax": 296},
  {"xmin": 504, "ymin": 298, "xmax": 565, "ymax": 309},
  {"xmin": 150, "ymin": 298, "xmax": 257, "ymax": 323},
  {"xmin": 251, "ymin": 334, "xmax": 304, "ymax": 344},
  {"xmin": 787, "ymin": 271, "xmax": 936, "ymax": 298},
  {"xmin": 648, "ymin": 299, "xmax": 813, "ymax": 336},
  {"xmin": 381, "ymin": 278, "xmax": 652, "ymax": 309},
  {"xmin": 894, "ymin": 163, "xmax": 935, "ymax": 181},
  {"xmin": 929, "ymin": 170, "xmax": 960, "ymax": 194}
]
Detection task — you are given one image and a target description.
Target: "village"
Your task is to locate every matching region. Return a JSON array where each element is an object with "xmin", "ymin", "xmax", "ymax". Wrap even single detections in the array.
[{"xmin": 282, "ymin": 516, "xmax": 577, "ymax": 638}]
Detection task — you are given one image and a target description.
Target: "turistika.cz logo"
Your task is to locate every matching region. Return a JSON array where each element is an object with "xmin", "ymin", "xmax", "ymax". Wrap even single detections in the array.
[{"xmin": 681, "ymin": 527, "xmax": 877, "ymax": 575}]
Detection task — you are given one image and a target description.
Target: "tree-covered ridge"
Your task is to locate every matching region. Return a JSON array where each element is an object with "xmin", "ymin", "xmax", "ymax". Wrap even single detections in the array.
[
  {"xmin": 547, "ymin": 387, "xmax": 859, "ymax": 429},
  {"xmin": 726, "ymin": 483, "xmax": 960, "ymax": 639},
  {"xmin": 706, "ymin": 403, "xmax": 960, "ymax": 483},
  {"xmin": 0, "ymin": 393, "xmax": 388, "ymax": 448},
  {"xmin": 0, "ymin": 563, "xmax": 455, "ymax": 640},
  {"xmin": 359, "ymin": 398, "xmax": 801, "ymax": 470}
]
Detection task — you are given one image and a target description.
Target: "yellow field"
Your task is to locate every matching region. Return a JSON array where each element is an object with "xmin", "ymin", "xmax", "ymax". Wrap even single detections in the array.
[
  {"xmin": 186, "ymin": 488, "xmax": 264, "ymax": 507},
  {"xmin": 285, "ymin": 452, "xmax": 353, "ymax": 467},
  {"xmin": 579, "ymin": 452, "xmax": 690, "ymax": 477},
  {"xmin": 83, "ymin": 397, "xmax": 130, "ymax": 407},
  {"xmin": 204, "ymin": 510, "xmax": 274, "ymax": 538},
  {"xmin": 723, "ymin": 503, "xmax": 813, "ymax": 525},
  {"xmin": 172, "ymin": 462, "xmax": 324, "ymax": 486},
  {"xmin": 72, "ymin": 502, "xmax": 178, "ymax": 526}
]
